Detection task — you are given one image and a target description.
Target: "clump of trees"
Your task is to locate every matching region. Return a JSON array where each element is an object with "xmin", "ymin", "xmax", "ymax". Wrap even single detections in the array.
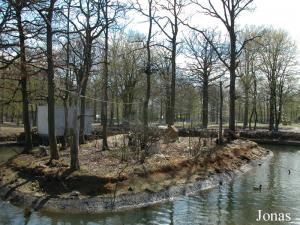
[{"xmin": 0, "ymin": 0, "xmax": 299, "ymax": 170}]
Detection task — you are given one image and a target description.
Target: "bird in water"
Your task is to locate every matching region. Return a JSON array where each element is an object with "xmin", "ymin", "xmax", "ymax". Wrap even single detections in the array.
[
  {"xmin": 288, "ymin": 169, "xmax": 291, "ymax": 175},
  {"xmin": 253, "ymin": 184, "xmax": 262, "ymax": 191}
]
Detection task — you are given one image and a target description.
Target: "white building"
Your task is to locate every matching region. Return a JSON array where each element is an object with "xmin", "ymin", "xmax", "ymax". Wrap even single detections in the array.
[{"xmin": 37, "ymin": 105, "xmax": 93, "ymax": 136}]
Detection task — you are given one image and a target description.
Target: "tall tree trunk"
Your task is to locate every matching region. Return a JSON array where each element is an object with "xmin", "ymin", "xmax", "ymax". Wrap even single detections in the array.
[
  {"xmin": 101, "ymin": 6, "xmax": 109, "ymax": 150},
  {"xmin": 269, "ymin": 83, "xmax": 276, "ymax": 131},
  {"xmin": 169, "ymin": 37, "xmax": 177, "ymax": 126},
  {"xmin": 1, "ymin": 73, "xmax": 4, "ymax": 124},
  {"xmin": 142, "ymin": 0, "xmax": 153, "ymax": 148},
  {"xmin": 266, "ymin": 103, "xmax": 269, "ymax": 125},
  {"xmin": 116, "ymin": 98, "xmax": 119, "ymax": 126},
  {"xmin": 202, "ymin": 74, "xmax": 208, "ymax": 128},
  {"xmin": 47, "ymin": 0, "xmax": 59, "ymax": 161},
  {"xmin": 243, "ymin": 87, "xmax": 249, "ymax": 129},
  {"xmin": 275, "ymin": 87, "xmax": 283, "ymax": 131},
  {"xmin": 16, "ymin": 4, "xmax": 32, "ymax": 153},
  {"xmin": 253, "ymin": 77, "xmax": 257, "ymax": 130},
  {"xmin": 254, "ymin": 108, "xmax": 258, "ymax": 130},
  {"xmin": 63, "ymin": 99, "xmax": 69, "ymax": 150},
  {"xmin": 0, "ymin": 103, "xmax": 3, "ymax": 124},
  {"xmin": 30, "ymin": 104, "xmax": 35, "ymax": 126},
  {"xmin": 63, "ymin": 0, "xmax": 71, "ymax": 150},
  {"xmin": 21, "ymin": 79, "xmax": 32, "ymax": 152},
  {"xmin": 165, "ymin": 82, "xmax": 171, "ymax": 125},
  {"xmin": 249, "ymin": 109, "xmax": 253, "ymax": 129},
  {"xmin": 229, "ymin": 29, "xmax": 236, "ymax": 137},
  {"xmin": 218, "ymin": 80, "xmax": 223, "ymax": 144},
  {"xmin": 70, "ymin": 92, "xmax": 80, "ymax": 170},
  {"xmin": 79, "ymin": 82, "xmax": 87, "ymax": 144},
  {"xmin": 79, "ymin": 23, "xmax": 92, "ymax": 144},
  {"xmin": 110, "ymin": 92, "xmax": 114, "ymax": 126},
  {"xmin": 93, "ymin": 89, "xmax": 97, "ymax": 122}
]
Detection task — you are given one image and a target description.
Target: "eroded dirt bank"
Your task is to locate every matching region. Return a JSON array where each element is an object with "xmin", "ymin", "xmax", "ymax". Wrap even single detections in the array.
[{"xmin": 0, "ymin": 138, "xmax": 272, "ymax": 213}]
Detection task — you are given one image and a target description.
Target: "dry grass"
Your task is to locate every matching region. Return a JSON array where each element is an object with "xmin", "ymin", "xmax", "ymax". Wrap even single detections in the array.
[{"xmin": 0, "ymin": 136, "xmax": 267, "ymax": 198}]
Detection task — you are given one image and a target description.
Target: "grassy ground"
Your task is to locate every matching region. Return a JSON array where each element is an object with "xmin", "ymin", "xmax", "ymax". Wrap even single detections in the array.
[
  {"xmin": 0, "ymin": 123, "xmax": 24, "ymax": 141},
  {"xmin": 174, "ymin": 121, "xmax": 300, "ymax": 130},
  {"xmin": 1, "ymin": 121, "xmax": 300, "ymax": 139}
]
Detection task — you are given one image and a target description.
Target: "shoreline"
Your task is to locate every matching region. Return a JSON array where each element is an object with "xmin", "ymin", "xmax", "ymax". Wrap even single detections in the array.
[{"xmin": 0, "ymin": 147, "xmax": 273, "ymax": 214}]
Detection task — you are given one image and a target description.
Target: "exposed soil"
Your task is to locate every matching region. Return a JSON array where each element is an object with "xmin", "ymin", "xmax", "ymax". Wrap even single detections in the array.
[{"xmin": 0, "ymin": 136, "xmax": 268, "ymax": 203}]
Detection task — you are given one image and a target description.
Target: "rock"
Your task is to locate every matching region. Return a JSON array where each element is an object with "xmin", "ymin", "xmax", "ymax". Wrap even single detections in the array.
[{"xmin": 163, "ymin": 125, "xmax": 179, "ymax": 143}]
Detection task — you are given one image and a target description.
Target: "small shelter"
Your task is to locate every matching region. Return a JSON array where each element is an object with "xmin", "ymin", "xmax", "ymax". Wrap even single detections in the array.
[{"xmin": 37, "ymin": 105, "xmax": 93, "ymax": 136}]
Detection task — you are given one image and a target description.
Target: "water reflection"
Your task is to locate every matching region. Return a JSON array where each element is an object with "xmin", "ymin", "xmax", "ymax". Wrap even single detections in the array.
[{"xmin": 1, "ymin": 145, "xmax": 300, "ymax": 225}]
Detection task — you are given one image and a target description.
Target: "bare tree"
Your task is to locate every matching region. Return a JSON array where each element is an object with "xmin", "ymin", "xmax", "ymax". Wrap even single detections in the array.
[
  {"xmin": 0, "ymin": 1, "xmax": 12, "ymax": 38},
  {"xmin": 188, "ymin": 0, "xmax": 256, "ymax": 137},
  {"xmin": 237, "ymin": 27, "xmax": 262, "ymax": 129},
  {"xmin": 218, "ymin": 78, "xmax": 224, "ymax": 144},
  {"xmin": 258, "ymin": 28, "xmax": 298, "ymax": 131},
  {"xmin": 67, "ymin": 0, "xmax": 107, "ymax": 144},
  {"xmin": 62, "ymin": 0, "xmax": 72, "ymax": 149},
  {"xmin": 133, "ymin": 0, "xmax": 155, "ymax": 147},
  {"xmin": 7, "ymin": 0, "xmax": 33, "ymax": 153},
  {"xmin": 154, "ymin": 0, "xmax": 186, "ymax": 126},
  {"xmin": 101, "ymin": 0, "xmax": 125, "ymax": 150},
  {"xmin": 184, "ymin": 29, "xmax": 221, "ymax": 128},
  {"xmin": 101, "ymin": 0, "xmax": 109, "ymax": 150},
  {"xmin": 35, "ymin": 0, "xmax": 60, "ymax": 161}
]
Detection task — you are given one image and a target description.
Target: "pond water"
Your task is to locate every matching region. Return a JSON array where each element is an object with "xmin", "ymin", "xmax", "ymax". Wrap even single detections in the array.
[{"xmin": 1, "ymin": 145, "xmax": 300, "ymax": 225}]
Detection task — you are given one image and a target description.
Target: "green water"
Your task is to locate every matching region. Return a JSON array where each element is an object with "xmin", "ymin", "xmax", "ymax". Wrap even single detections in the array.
[{"xmin": 1, "ymin": 145, "xmax": 300, "ymax": 225}]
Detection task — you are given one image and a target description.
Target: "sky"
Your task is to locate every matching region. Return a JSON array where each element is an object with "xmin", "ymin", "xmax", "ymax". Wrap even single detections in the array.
[
  {"xmin": 239, "ymin": 0, "xmax": 300, "ymax": 51},
  {"xmin": 128, "ymin": 0, "xmax": 300, "ymax": 59}
]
